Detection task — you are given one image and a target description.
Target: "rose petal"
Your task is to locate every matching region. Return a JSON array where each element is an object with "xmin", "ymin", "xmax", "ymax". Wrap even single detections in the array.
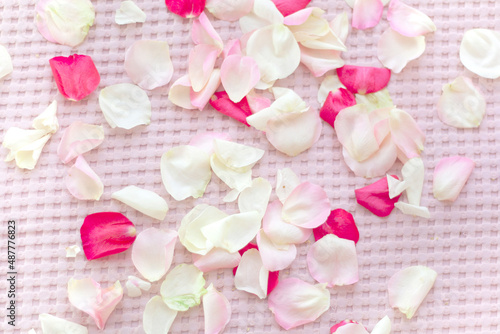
[
  {"xmin": 160, "ymin": 145, "xmax": 212, "ymax": 201},
  {"xmin": 206, "ymin": 0, "xmax": 254, "ymax": 21},
  {"xmin": 221, "ymin": 55, "xmax": 261, "ymax": 103},
  {"xmin": 143, "ymin": 295, "xmax": 177, "ymax": 334},
  {"xmin": 132, "ymin": 227, "xmax": 177, "ymax": 282},
  {"xmin": 67, "ymin": 278, "xmax": 123, "ymax": 330},
  {"xmin": 213, "ymin": 138, "xmax": 265, "ymax": 170},
  {"xmin": 189, "ymin": 44, "xmax": 220, "ymax": 93},
  {"xmin": 49, "ymin": 55, "xmax": 100, "ymax": 102},
  {"xmin": 160, "ymin": 264, "xmax": 207, "ymax": 311},
  {"xmin": 203, "ymin": 284, "xmax": 231, "ymax": 334},
  {"xmin": 210, "ymin": 154, "xmax": 253, "ymax": 191},
  {"xmin": 282, "ymin": 182, "xmax": 330, "ymax": 228},
  {"xmin": 320, "ymin": 88, "xmax": 356, "ymax": 128},
  {"xmin": 112, "ymin": 186, "xmax": 169, "ymax": 220},
  {"xmin": 263, "ymin": 200, "xmax": 312, "ymax": 245},
  {"xmin": 209, "ymin": 91, "xmax": 253, "ymax": 126},
  {"xmin": 352, "ymin": 0, "xmax": 383, "ymax": 30},
  {"xmin": 193, "ymin": 248, "xmax": 241, "ymax": 272},
  {"xmin": 330, "ymin": 12, "xmax": 349, "ymax": 44},
  {"xmin": 189, "ymin": 132, "xmax": 232, "ymax": 155},
  {"xmin": 377, "ymin": 28, "xmax": 426, "ymax": 73},
  {"xmin": 66, "ymin": 245, "xmax": 81, "ymax": 258},
  {"xmin": 356, "ymin": 88, "xmax": 394, "ymax": 111},
  {"xmin": 80, "ymin": 212, "xmax": 137, "ymax": 260},
  {"xmin": 299, "ymin": 46, "xmax": 344, "ymax": 77},
  {"xmin": 355, "ymin": 175, "xmax": 401, "ymax": 217},
  {"xmin": 125, "ymin": 275, "xmax": 151, "ymax": 298},
  {"xmin": 99, "ymin": 83, "xmax": 151, "ymax": 129},
  {"xmin": 2, "ymin": 129, "xmax": 51, "ymax": 170},
  {"xmin": 115, "ymin": 1, "xmax": 146, "ymax": 25},
  {"xmin": 39, "ymin": 314, "xmax": 88, "ymax": 334},
  {"xmin": 32, "ymin": 100, "xmax": 59, "ymax": 133},
  {"xmin": 272, "ymin": 0, "xmax": 311, "ymax": 16},
  {"xmin": 460, "ymin": 29, "xmax": 500, "ymax": 79},
  {"xmin": 387, "ymin": 0, "xmax": 436, "ymax": 37},
  {"xmin": 388, "ymin": 109, "xmax": 425, "ymax": 162},
  {"xmin": 256, "ymin": 229, "xmax": 297, "ymax": 271},
  {"xmin": 57, "ymin": 122, "xmax": 104, "ymax": 164},
  {"xmin": 168, "ymin": 75, "xmax": 197, "ymax": 109},
  {"xmin": 276, "ymin": 168, "xmax": 301, "ymax": 204},
  {"xmin": 345, "ymin": 0, "xmax": 390, "ymax": 7},
  {"xmin": 66, "ymin": 155, "xmax": 103, "ymax": 201},
  {"xmin": 318, "ymin": 75, "xmax": 345, "ymax": 104},
  {"xmin": 401, "ymin": 157, "xmax": 425, "ymax": 206},
  {"xmin": 371, "ymin": 316, "xmax": 391, "ymax": 334},
  {"xmin": 239, "ymin": 0, "xmax": 284, "ymax": 34},
  {"xmin": 222, "ymin": 39, "xmax": 242, "ymax": 58},
  {"xmin": 0, "ymin": 44, "xmax": 13, "ymax": 80},
  {"xmin": 313, "ymin": 209, "xmax": 359, "ymax": 243},
  {"xmin": 336, "ymin": 65, "xmax": 391, "ymax": 95},
  {"xmin": 238, "ymin": 177, "xmax": 272, "ymax": 219},
  {"xmin": 330, "ymin": 321, "xmax": 368, "ymax": 334},
  {"xmin": 124, "ymin": 40, "xmax": 173, "ymax": 90},
  {"xmin": 388, "ymin": 266, "xmax": 437, "ymax": 319},
  {"xmin": 268, "ymin": 277, "xmax": 330, "ymax": 330},
  {"xmin": 36, "ymin": 0, "xmax": 95, "ymax": 47},
  {"xmin": 234, "ymin": 248, "xmax": 269, "ymax": 299},
  {"xmin": 433, "ymin": 156, "xmax": 475, "ymax": 202},
  {"xmin": 165, "ymin": 0, "xmax": 205, "ymax": 18},
  {"xmin": 191, "ymin": 68, "xmax": 222, "ymax": 110},
  {"xmin": 192, "ymin": 12, "xmax": 223, "ymax": 49},
  {"xmin": 437, "ymin": 76, "xmax": 486, "ymax": 128},
  {"xmin": 394, "ymin": 202, "xmax": 430, "ymax": 218},
  {"xmin": 387, "ymin": 174, "xmax": 407, "ymax": 199}
]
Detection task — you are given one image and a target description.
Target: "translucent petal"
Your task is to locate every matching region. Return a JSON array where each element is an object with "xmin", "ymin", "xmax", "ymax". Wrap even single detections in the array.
[
  {"xmin": 115, "ymin": 1, "xmax": 146, "ymax": 25},
  {"xmin": 276, "ymin": 168, "xmax": 300, "ymax": 204},
  {"xmin": 2, "ymin": 128, "xmax": 51, "ymax": 170},
  {"xmin": 352, "ymin": 0, "xmax": 383, "ymax": 30},
  {"xmin": 57, "ymin": 121, "xmax": 104, "ymax": 164},
  {"xmin": 330, "ymin": 12, "xmax": 349, "ymax": 44},
  {"xmin": 239, "ymin": 0, "xmax": 284, "ymax": 34},
  {"xmin": 220, "ymin": 55, "xmax": 261, "ymax": 103},
  {"xmin": 318, "ymin": 74, "xmax": 345, "ymax": 105},
  {"xmin": 213, "ymin": 139, "xmax": 265, "ymax": 170},
  {"xmin": 256, "ymin": 229, "xmax": 297, "ymax": 271},
  {"xmin": 203, "ymin": 284, "xmax": 231, "ymax": 334},
  {"xmin": 168, "ymin": 75, "xmax": 197, "ymax": 110},
  {"xmin": 378, "ymin": 28, "xmax": 426, "ymax": 73},
  {"xmin": 160, "ymin": 264, "xmax": 207, "ymax": 311},
  {"xmin": 193, "ymin": 248, "xmax": 241, "ymax": 272},
  {"xmin": 234, "ymin": 248, "xmax": 269, "ymax": 299},
  {"xmin": 206, "ymin": 0, "xmax": 254, "ymax": 21},
  {"xmin": 143, "ymin": 296, "xmax": 177, "ymax": 334},
  {"xmin": 66, "ymin": 245, "xmax": 81, "ymax": 258},
  {"xmin": 389, "ymin": 108, "xmax": 425, "ymax": 161},
  {"xmin": 387, "ymin": 0, "xmax": 436, "ymax": 37},
  {"xmin": 460, "ymin": 29, "xmax": 500, "ymax": 79},
  {"xmin": 39, "ymin": 314, "xmax": 88, "ymax": 334},
  {"xmin": 192, "ymin": 12, "xmax": 223, "ymax": 49},
  {"xmin": 66, "ymin": 155, "xmax": 103, "ymax": 201},
  {"xmin": 112, "ymin": 186, "xmax": 168, "ymax": 220},
  {"xmin": 238, "ymin": 177, "xmax": 272, "ymax": 219},
  {"xmin": 433, "ymin": 156, "xmax": 475, "ymax": 202},
  {"xmin": 125, "ymin": 275, "xmax": 151, "ymax": 298},
  {"xmin": 282, "ymin": 182, "xmax": 331, "ymax": 228},
  {"xmin": 263, "ymin": 200, "xmax": 312, "ymax": 245},
  {"xmin": 0, "ymin": 44, "xmax": 13, "ymax": 80}
]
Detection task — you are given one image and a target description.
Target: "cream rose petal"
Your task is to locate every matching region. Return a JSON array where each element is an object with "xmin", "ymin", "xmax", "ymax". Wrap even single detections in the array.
[
  {"xmin": 3, "ymin": 128, "xmax": 51, "ymax": 170},
  {"xmin": 143, "ymin": 296, "xmax": 177, "ymax": 334},
  {"xmin": 377, "ymin": 28, "xmax": 426, "ymax": 73},
  {"xmin": 210, "ymin": 154, "xmax": 253, "ymax": 192},
  {"xmin": 160, "ymin": 145, "xmax": 212, "ymax": 201},
  {"xmin": 371, "ymin": 315, "xmax": 391, "ymax": 334},
  {"xmin": 67, "ymin": 278, "xmax": 123, "ymax": 330},
  {"xmin": 268, "ymin": 277, "xmax": 330, "ymax": 330},
  {"xmin": 39, "ymin": 313, "xmax": 88, "ymax": 334},
  {"xmin": 168, "ymin": 75, "xmax": 197, "ymax": 109},
  {"xmin": 191, "ymin": 68, "xmax": 222, "ymax": 110},
  {"xmin": 433, "ymin": 156, "xmax": 475, "ymax": 202},
  {"xmin": 66, "ymin": 155, "xmax": 103, "ymax": 201},
  {"xmin": 256, "ymin": 229, "xmax": 297, "ymax": 271},
  {"xmin": 263, "ymin": 200, "xmax": 312, "ymax": 245},
  {"xmin": 160, "ymin": 264, "xmax": 207, "ymax": 312},
  {"xmin": 66, "ymin": 245, "xmax": 81, "ymax": 258},
  {"xmin": 282, "ymin": 182, "xmax": 330, "ymax": 228},
  {"xmin": 401, "ymin": 157, "xmax": 425, "ymax": 206},
  {"xmin": 0, "ymin": 45, "xmax": 13, "ymax": 80},
  {"xmin": 32, "ymin": 100, "xmax": 59, "ymax": 133},
  {"xmin": 299, "ymin": 47, "xmax": 345, "ymax": 77},
  {"xmin": 238, "ymin": 177, "xmax": 272, "ymax": 219},
  {"xmin": 387, "ymin": 174, "xmax": 407, "ymax": 199},
  {"xmin": 394, "ymin": 202, "xmax": 430, "ymax": 218},
  {"xmin": 57, "ymin": 121, "xmax": 104, "ymax": 164},
  {"xmin": 115, "ymin": 1, "xmax": 146, "ymax": 25},
  {"xmin": 203, "ymin": 284, "xmax": 232, "ymax": 334},
  {"xmin": 193, "ymin": 248, "xmax": 241, "ymax": 272},
  {"xmin": 189, "ymin": 132, "xmax": 232, "ymax": 155},
  {"xmin": 276, "ymin": 168, "xmax": 301, "ymax": 204},
  {"xmin": 387, "ymin": 0, "xmax": 436, "ymax": 37},
  {"xmin": 460, "ymin": 29, "xmax": 500, "ymax": 79},
  {"xmin": 125, "ymin": 275, "xmax": 151, "ymax": 298},
  {"xmin": 206, "ymin": 0, "xmax": 254, "ymax": 21},
  {"xmin": 388, "ymin": 266, "xmax": 437, "ymax": 319},
  {"xmin": 239, "ymin": 0, "xmax": 284, "ymax": 34},
  {"xmin": 318, "ymin": 75, "xmax": 345, "ymax": 104},
  {"xmin": 213, "ymin": 138, "xmax": 265, "ymax": 170},
  {"xmin": 112, "ymin": 185, "xmax": 169, "ymax": 220},
  {"xmin": 131, "ymin": 228, "xmax": 178, "ymax": 282},
  {"xmin": 234, "ymin": 248, "xmax": 269, "ymax": 299},
  {"xmin": 220, "ymin": 54, "xmax": 261, "ymax": 103},
  {"xmin": 330, "ymin": 12, "xmax": 350, "ymax": 44}
]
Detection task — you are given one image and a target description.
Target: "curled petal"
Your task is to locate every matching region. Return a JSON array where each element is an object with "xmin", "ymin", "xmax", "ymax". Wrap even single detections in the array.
[
  {"xmin": 66, "ymin": 155, "xmax": 103, "ymax": 201},
  {"xmin": 389, "ymin": 108, "xmax": 425, "ymax": 161},
  {"xmin": 189, "ymin": 44, "xmax": 220, "ymax": 93},
  {"xmin": 320, "ymin": 88, "xmax": 356, "ymax": 128},
  {"xmin": 80, "ymin": 212, "xmax": 137, "ymax": 260},
  {"xmin": 371, "ymin": 316, "xmax": 391, "ymax": 334},
  {"xmin": 126, "ymin": 275, "xmax": 151, "ymax": 297},
  {"xmin": 272, "ymin": 0, "xmax": 311, "ymax": 16},
  {"xmin": 132, "ymin": 228, "xmax": 177, "ymax": 282},
  {"xmin": 388, "ymin": 0, "xmax": 436, "ymax": 37},
  {"xmin": 0, "ymin": 45, "xmax": 13, "ymax": 80},
  {"xmin": 238, "ymin": 177, "xmax": 272, "ymax": 219},
  {"xmin": 282, "ymin": 182, "xmax": 330, "ymax": 228},
  {"xmin": 318, "ymin": 75, "xmax": 345, "ymax": 104},
  {"xmin": 193, "ymin": 248, "xmax": 241, "ymax": 272},
  {"xmin": 49, "ymin": 55, "xmax": 100, "ymax": 101},
  {"xmin": 168, "ymin": 75, "xmax": 197, "ymax": 109},
  {"xmin": 352, "ymin": 0, "xmax": 383, "ymax": 30},
  {"xmin": 394, "ymin": 202, "xmax": 430, "ymax": 218},
  {"xmin": 161, "ymin": 145, "xmax": 212, "ymax": 201},
  {"xmin": 313, "ymin": 209, "xmax": 359, "ymax": 243},
  {"xmin": 32, "ymin": 100, "xmax": 59, "ymax": 133},
  {"xmin": 300, "ymin": 47, "xmax": 344, "ymax": 77},
  {"xmin": 39, "ymin": 313, "xmax": 88, "ymax": 334},
  {"xmin": 268, "ymin": 278, "xmax": 330, "ymax": 330},
  {"xmin": 213, "ymin": 139, "xmax": 265, "ymax": 170},
  {"xmin": 99, "ymin": 83, "xmax": 151, "ymax": 129},
  {"xmin": 220, "ymin": 55, "xmax": 261, "ymax": 103},
  {"xmin": 263, "ymin": 200, "xmax": 312, "ymax": 245},
  {"xmin": 203, "ymin": 284, "xmax": 231, "ymax": 334},
  {"xmin": 336, "ymin": 65, "xmax": 391, "ymax": 95},
  {"xmin": 190, "ymin": 68, "xmax": 222, "ymax": 110},
  {"xmin": 433, "ymin": 156, "xmax": 475, "ymax": 202},
  {"xmin": 115, "ymin": 1, "xmax": 146, "ymax": 25},
  {"xmin": 211, "ymin": 154, "xmax": 253, "ymax": 191},
  {"xmin": 57, "ymin": 122, "xmax": 104, "ymax": 164},
  {"xmin": 160, "ymin": 264, "xmax": 207, "ymax": 311},
  {"xmin": 3, "ymin": 129, "xmax": 51, "ymax": 170},
  {"xmin": 36, "ymin": 0, "xmax": 95, "ymax": 47},
  {"xmin": 378, "ymin": 28, "xmax": 426, "ymax": 73},
  {"xmin": 276, "ymin": 168, "xmax": 300, "ymax": 204},
  {"xmin": 206, "ymin": 0, "xmax": 254, "ymax": 21},
  {"xmin": 437, "ymin": 76, "xmax": 486, "ymax": 128},
  {"xmin": 112, "ymin": 186, "xmax": 169, "ymax": 220},
  {"xmin": 355, "ymin": 175, "xmax": 401, "ymax": 217},
  {"xmin": 143, "ymin": 296, "xmax": 177, "ymax": 334},
  {"xmin": 388, "ymin": 266, "xmax": 437, "ymax": 319},
  {"xmin": 125, "ymin": 40, "xmax": 173, "ymax": 90},
  {"xmin": 256, "ymin": 229, "xmax": 297, "ymax": 271},
  {"xmin": 67, "ymin": 278, "xmax": 123, "ymax": 330},
  {"xmin": 401, "ymin": 157, "xmax": 425, "ymax": 206},
  {"xmin": 66, "ymin": 245, "xmax": 81, "ymax": 258},
  {"xmin": 189, "ymin": 132, "xmax": 232, "ymax": 155},
  {"xmin": 234, "ymin": 248, "xmax": 269, "ymax": 299},
  {"xmin": 209, "ymin": 91, "xmax": 253, "ymax": 126},
  {"xmin": 239, "ymin": 0, "xmax": 284, "ymax": 34},
  {"xmin": 460, "ymin": 29, "xmax": 500, "ymax": 79},
  {"xmin": 387, "ymin": 174, "xmax": 407, "ymax": 199},
  {"xmin": 330, "ymin": 321, "xmax": 367, "ymax": 334},
  {"xmin": 192, "ymin": 12, "xmax": 223, "ymax": 49},
  {"xmin": 165, "ymin": 0, "xmax": 205, "ymax": 18}
]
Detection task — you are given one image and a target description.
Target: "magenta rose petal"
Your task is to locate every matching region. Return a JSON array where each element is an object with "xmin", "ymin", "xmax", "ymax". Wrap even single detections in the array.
[
  {"xmin": 271, "ymin": 0, "xmax": 311, "ymax": 17},
  {"xmin": 313, "ymin": 209, "xmax": 359, "ymax": 244},
  {"xmin": 337, "ymin": 65, "xmax": 391, "ymax": 95},
  {"xmin": 355, "ymin": 175, "xmax": 401, "ymax": 217},
  {"xmin": 320, "ymin": 88, "xmax": 357, "ymax": 128},
  {"xmin": 209, "ymin": 91, "xmax": 253, "ymax": 126},
  {"xmin": 165, "ymin": 0, "xmax": 206, "ymax": 18}
]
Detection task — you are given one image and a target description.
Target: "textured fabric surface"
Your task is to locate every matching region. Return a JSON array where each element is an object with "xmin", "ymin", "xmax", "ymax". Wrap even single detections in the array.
[{"xmin": 0, "ymin": 0, "xmax": 499, "ymax": 333}]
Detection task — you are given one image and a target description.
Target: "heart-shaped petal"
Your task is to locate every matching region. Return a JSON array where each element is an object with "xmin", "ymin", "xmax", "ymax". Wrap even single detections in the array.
[{"xmin": 220, "ymin": 55, "xmax": 260, "ymax": 103}]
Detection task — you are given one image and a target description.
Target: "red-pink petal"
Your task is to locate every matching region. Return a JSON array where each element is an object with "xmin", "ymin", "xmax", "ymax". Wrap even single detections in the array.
[
  {"xmin": 209, "ymin": 91, "xmax": 253, "ymax": 126},
  {"xmin": 355, "ymin": 175, "xmax": 401, "ymax": 217},
  {"xmin": 313, "ymin": 209, "xmax": 359, "ymax": 244},
  {"xmin": 272, "ymin": 0, "xmax": 311, "ymax": 17},
  {"xmin": 49, "ymin": 54, "xmax": 100, "ymax": 101},
  {"xmin": 331, "ymin": 320, "xmax": 368, "ymax": 334},
  {"xmin": 320, "ymin": 88, "xmax": 357, "ymax": 128},
  {"xmin": 352, "ymin": 0, "xmax": 383, "ymax": 30},
  {"xmin": 337, "ymin": 65, "xmax": 391, "ymax": 95},
  {"xmin": 331, "ymin": 320, "xmax": 361, "ymax": 333},
  {"xmin": 80, "ymin": 212, "xmax": 137, "ymax": 260},
  {"xmin": 165, "ymin": 0, "xmax": 205, "ymax": 18}
]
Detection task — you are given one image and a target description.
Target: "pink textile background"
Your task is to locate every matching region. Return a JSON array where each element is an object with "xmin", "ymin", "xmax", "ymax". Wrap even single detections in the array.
[{"xmin": 0, "ymin": 0, "xmax": 499, "ymax": 333}]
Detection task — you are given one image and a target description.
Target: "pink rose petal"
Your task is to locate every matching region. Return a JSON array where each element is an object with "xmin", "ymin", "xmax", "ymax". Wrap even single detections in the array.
[
  {"xmin": 220, "ymin": 55, "xmax": 261, "ymax": 103},
  {"xmin": 272, "ymin": 0, "xmax": 311, "ymax": 17},
  {"xmin": 313, "ymin": 209, "xmax": 359, "ymax": 244},
  {"xmin": 49, "ymin": 54, "xmax": 100, "ymax": 101},
  {"xmin": 191, "ymin": 69, "xmax": 222, "ymax": 110},
  {"xmin": 193, "ymin": 248, "xmax": 241, "ymax": 273},
  {"xmin": 80, "ymin": 212, "xmax": 137, "ymax": 260},
  {"xmin": 320, "ymin": 88, "xmax": 357, "ymax": 128},
  {"xmin": 337, "ymin": 65, "xmax": 391, "ymax": 95},
  {"xmin": 389, "ymin": 108, "xmax": 425, "ymax": 161},
  {"xmin": 331, "ymin": 321, "xmax": 368, "ymax": 334},
  {"xmin": 209, "ymin": 91, "xmax": 253, "ymax": 126},
  {"xmin": 57, "ymin": 121, "xmax": 104, "ymax": 164},
  {"xmin": 299, "ymin": 46, "xmax": 344, "ymax": 77},
  {"xmin": 192, "ymin": 12, "xmax": 223, "ymax": 49},
  {"xmin": 263, "ymin": 200, "xmax": 312, "ymax": 245},
  {"xmin": 433, "ymin": 156, "xmax": 475, "ymax": 202},
  {"xmin": 203, "ymin": 284, "xmax": 231, "ymax": 334},
  {"xmin": 352, "ymin": 0, "xmax": 383, "ymax": 30},
  {"xmin": 168, "ymin": 75, "xmax": 197, "ymax": 109},
  {"xmin": 282, "ymin": 182, "xmax": 331, "ymax": 229},
  {"xmin": 222, "ymin": 39, "xmax": 242, "ymax": 58},
  {"xmin": 387, "ymin": 0, "xmax": 436, "ymax": 37},
  {"xmin": 66, "ymin": 155, "xmax": 103, "ymax": 201},
  {"xmin": 189, "ymin": 44, "xmax": 220, "ymax": 93},
  {"xmin": 257, "ymin": 229, "xmax": 297, "ymax": 271},
  {"xmin": 246, "ymin": 90, "xmax": 272, "ymax": 113},
  {"xmin": 165, "ymin": 0, "xmax": 205, "ymax": 18},
  {"xmin": 355, "ymin": 175, "xmax": 401, "ymax": 217}
]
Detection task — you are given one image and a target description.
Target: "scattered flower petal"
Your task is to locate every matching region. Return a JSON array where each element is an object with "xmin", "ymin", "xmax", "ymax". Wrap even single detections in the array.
[
  {"xmin": 168, "ymin": 75, "xmax": 197, "ymax": 109},
  {"xmin": 112, "ymin": 185, "xmax": 169, "ymax": 220},
  {"xmin": 268, "ymin": 277, "xmax": 330, "ymax": 330},
  {"xmin": 313, "ymin": 209, "xmax": 359, "ymax": 243},
  {"xmin": 66, "ymin": 245, "xmax": 81, "ymax": 258},
  {"xmin": 192, "ymin": 12, "xmax": 224, "ymax": 49},
  {"xmin": 3, "ymin": 129, "xmax": 51, "ymax": 170},
  {"xmin": 220, "ymin": 55, "xmax": 261, "ymax": 103},
  {"xmin": 378, "ymin": 28, "xmax": 426, "ymax": 73},
  {"xmin": 337, "ymin": 65, "xmax": 391, "ymax": 95},
  {"xmin": 389, "ymin": 108, "xmax": 425, "ymax": 161},
  {"xmin": 189, "ymin": 132, "xmax": 232, "ymax": 155},
  {"xmin": 263, "ymin": 200, "xmax": 312, "ymax": 245},
  {"xmin": 352, "ymin": 0, "xmax": 384, "ymax": 30},
  {"xmin": 356, "ymin": 88, "xmax": 394, "ymax": 111},
  {"xmin": 115, "ymin": 1, "xmax": 146, "ymax": 25},
  {"xmin": 460, "ymin": 29, "xmax": 500, "ymax": 79},
  {"xmin": 238, "ymin": 177, "xmax": 272, "ymax": 219},
  {"xmin": 388, "ymin": 0, "xmax": 436, "ymax": 37},
  {"xmin": 318, "ymin": 74, "xmax": 345, "ymax": 104},
  {"xmin": 401, "ymin": 157, "xmax": 425, "ymax": 206},
  {"xmin": 388, "ymin": 266, "xmax": 437, "ymax": 319},
  {"xmin": 394, "ymin": 202, "xmax": 430, "ymax": 218},
  {"xmin": 189, "ymin": 44, "xmax": 220, "ymax": 93},
  {"xmin": 234, "ymin": 248, "xmax": 269, "ymax": 299},
  {"xmin": 191, "ymin": 68, "xmax": 222, "ymax": 110},
  {"xmin": 32, "ymin": 100, "xmax": 59, "ymax": 133},
  {"xmin": 257, "ymin": 229, "xmax": 297, "ymax": 271},
  {"xmin": 209, "ymin": 91, "xmax": 253, "ymax": 126},
  {"xmin": 282, "ymin": 182, "xmax": 330, "ymax": 228},
  {"xmin": 299, "ymin": 46, "xmax": 344, "ymax": 77},
  {"xmin": 276, "ymin": 168, "xmax": 300, "ymax": 204},
  {"xmin": 433, "ymin": 156, "xmax": 475, "ymax": 202},
  {"xmin": 126, "ymin": 275, "xmax": 151, "ymax": 298},
  {"xmin": 320, "ymin": 88, "xmax": 357, "ymax": 128},
  {"xmin": 0, "ymin": 45, "xmax": 13, "ymax": 80},
  {"xmin": 206, "ymin": 0, "xmax": 254, "ymax": 21},
  {"xmin": 193, "ymin": 248, "xmax": 241, "ymax": 272},
  {"xmin": 345, "ymin": 0, "xmax": 390, "ymax": 7},
  {"xmin": 66, "ymin": 155, "xmax": 103, "ymax": 201},
  {"xmin": 355, "ymin": 176, "xmax": 401, "ymax": 217},
  {"xmin": 203, "ymin": 284, "xmax": 231, "ymax": 334},
  {"xmin": 132, "ymin": 227, "xmax": 177, "ymax": 282},
  {"xmin": 160, "ymin": 264, "xmax": 207, "ymax": 311},
  {"xmin": 67, "ymin": 278, "xmax": 123, "ymax": 330},
  {"xmin": 330, "ymin": 321, "xmax": 368, "ymax": 334},
  {"xmin": 371, "ymin": 315, "xmax": 391, "ymax": 334},
  {"xmin": 214, "ymin": 139, "xmax": 265, "ymax": 170},
  {"xmin": 211, "ymin": 154, "xmax": 253, "ymax": 192},
  {"xmin": 330, "ymin": 12, "xmax": 349, "ymax": 44},
  {"xmin": 143, "ymin": 295, "xmax": 177, "ymax": 334},
  {"xmin": 387, "ymin": 174, "xmax": 407, "ymax": 198},
  {"xmin": 57, "ymin": 121, "xmax": 104, "ymax": 164},
  {"xmin": 239, "ymin": 0, "xmax": 284, "ymax": 34},
  {"xmin": 39, "ymin": 314, "xmax": 88, "ymax": 334},
  {"xmin": 80, "ymin": 212, "xmax": 137, "ymax": 260},
  {"xmin": 272, "ymin": 0, "xmax": 310, "ymax": 16},
  {"xmin": 165, "ymin": 0, "xmax": 205, "ymax": 18}
]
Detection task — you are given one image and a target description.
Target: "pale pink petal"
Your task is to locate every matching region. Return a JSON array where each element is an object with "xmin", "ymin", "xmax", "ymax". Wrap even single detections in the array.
[
  {"xmin": 336, "ymin": 65, "xmax": 391, "ymax": 95},
  {"xmin": 57, "ymin": 121, "xmax": 104, "ymax": 164},
  {"xmin": 239, "ymin": 0, "xmax": 284, "ymax": 34},
  {"xmin": 394, "ymin": 202, "xmax": 430, "ymax": 218},
  {"xmin": 330, "ymin": 12, "xmax": 349, "ymax": 44},
  {"xmin": 191, "ymin": 69, "xmax": 222, "ymax": 110},
  {"xmin": 268, "ymin": 277, "xmax": 330, "ymax": 330},
  {"xmin": 168, "ymin": 75, "xmax": 197, "ymax": 109},
  {"xmin": 378, "ymin": 28, "xmax": 426, "ymax": 73},
  {"xmin": 400, "ymin": 157, "xmax": 425, "ymax": 205},
  {"xmin": 355, "ymin": 176, "xmax": 401, "ymax": 217},
  {"xmin": 433, "ymin": 156, "xmax": 475, "ymax": 202},
  {"xmin": 234, "ymin": 248, "xmax": 269, "ymax": 299},
  {"xmin": 345, "ymin": 0, "xmax": 390, "ymax": 7},
  {"xmin": 300, "ymin": 47, "xmax": 344, "ymax": 77},
  {"xmin": 263, "ymin": 200, "xmax": 312, "ymax": 245},
  {"xmin": 282, "ymin": 182, "xmax": 330, "ymax": 228},
  {"xmin": 132, "ymin": 228, "xmax": 177, "ymax": 282},
  {"xmin": 126, "ymin": 275, "xmax": 151, "ymax": 298},
  {"xmin": 460, "ymin": 29, "xmax": 500, "ymax": 79},
  {"xmin": 222, "ymin": 39, "xmax": 242, "ymax": 58},
  {"xmin": 66, "ymin": 155, "xmax": 103, "ymax": 201},
  {"xmin": 206, "ymin": 0, "xmax": 254, "ymax": 21},
  {"xmin": 387, "ymin": 0, "xmax": 436, "ymax": 37},
  {"xmin": 389, "ymin": 108, "xmax": 425, "ymax": 161},
  {"xmin": 352, "ymin": 0, "xmax": 383, "ymax": 30},
  {"xmin": 165, "ymin": 0, "xmax": 205, "ymax": 18},
  {"xmin": 68, "ymin": 278, "xmax": 123, "ymax": 330},
  {"xmin": 203, "ymin": 284, "xmax": 231, "ymax": 334},
  {"xmin": 257, "ymin": 229, "xmax": 297, "ymax": 271},
  {"xmin": 111, "ymin": 185, "xmax": 169, "ymax": 220},
  {"xmin": 276, "ymin": 168, "xmax": 300, "ymax": 203},
  {"xmin": 220, "ymin": 55, "xmax": 261, "ymax": 103},
  {"xmin": 282, "ymin": 7, "xmax": 315, "ymax": 26},
  {"xmin": 307, "ymin": 234, "xmax": 358, "ymax": 287},
  {"xmin": 272, "ymin": 0, "xmax": 311, "ymax": 17},
  {"xmin": 192, "ymin": 12, "xmax": 223, "ymax": 49},
  {"xmin": 238, "ymin": 177, "xmax": 272, "ymax": 218},
  {"xmin": 39, "ymin": 314, "xmax": 88, "ymax": 334},
  {"xmin": 189, "ymin": 44, "xmax": 220, "ymax": 93},
  {"xmin": 193, "ymin": 248, "xmax": 241, "ymax": 272},
  {"xmin": 143, "ymin": 295, "xmax": 177, "ymax": 334},
  {"xmin": 371, "ymin": 316, "xmax": 391, "ymax": 334},
  {"xmin": 189, "ymin": 132, "xmax": 232, "ymax": 155},
  {"xmin": 331, "ymin": 321, "xmax": 368, "ymax": 334},
  {"xmin": 246, "ymin": 90, "xmax": 272, "ymax": 113},
  {"xmin": 320, "ymin": 88, "xmax": 356, "ymax": 128},
  {"xmin": 388, "ymin": 266, "xmax": 437, "ymax": 319},
  {"xmin": 160, "ymin": 264, "xmax": 207, "ymax": 311}
]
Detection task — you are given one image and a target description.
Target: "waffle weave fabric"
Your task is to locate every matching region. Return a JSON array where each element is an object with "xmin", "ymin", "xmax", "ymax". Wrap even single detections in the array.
[{"xmin": 0, "ymin": 0, "xmax": 499, "ymax": 333}]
